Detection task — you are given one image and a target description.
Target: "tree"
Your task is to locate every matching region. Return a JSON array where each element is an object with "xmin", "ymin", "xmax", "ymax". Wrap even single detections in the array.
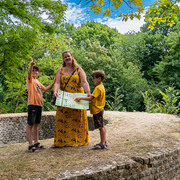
[
  {"xmin": 153, "ymin": 31, "xmax": 180, "ymax": 89},
  {"xmin": 0, "ymin": 0, "xmax": 66, "ymax": 71},
  {"xmin": 142, "ymin": 12, "xmax": 180, "ymax": 90},
  {"xmin": 0, "ymin": 31, "xmax": 68, "ymax": 113},
  {"xmin": 0, "ymin": 0, "xmax": 66, "ymax": 32},
  {"xmin": 143, "ymin": 85, "xmax": 180, "ymax": 115},
  {"xmin": 145, "ymin": 0, "xmax": 180, "ymax": 29},
  {"xmin": 0, "ymin": 0, "xmax": 66, "ymax": 113},
  {"xmin": 72, "ymin": 40, "xmax": 149, "ymax": 111},
  {"xmin": 70, "ymin": 22, "xmax": 123, "ymax": 49},
  {"xmin": 78, "ymin": 0, "xmax": 180, "ymax": 29}
]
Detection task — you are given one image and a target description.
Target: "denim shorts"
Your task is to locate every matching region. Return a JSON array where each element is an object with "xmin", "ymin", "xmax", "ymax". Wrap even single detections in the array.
[
  {"xmin": 93, "ymin": 110, "xmax": 104, "ymax": 129},
  {"xmin": 27, "ymin": 105, "xmax": 42, "ymax": 125}
]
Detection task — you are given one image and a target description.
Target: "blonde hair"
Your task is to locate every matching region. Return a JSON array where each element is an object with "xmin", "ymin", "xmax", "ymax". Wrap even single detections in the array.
[{"xmin": 62, "ymin": 50, "xmax": 78, "ymax": 70}]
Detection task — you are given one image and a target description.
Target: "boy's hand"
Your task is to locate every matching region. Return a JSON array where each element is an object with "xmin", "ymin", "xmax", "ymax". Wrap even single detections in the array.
[
  {"xmin": 30, "ymin": 58, "xmax": 35, "ymax": 66},
  {"xmin": 74, "ymin": 97, "xmax": 81, "ymax": 102}
]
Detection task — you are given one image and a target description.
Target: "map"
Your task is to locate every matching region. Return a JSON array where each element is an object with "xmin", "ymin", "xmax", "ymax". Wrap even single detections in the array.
[{"xmin": 55, "ymin": 90, "xmax": 89, "ymax": 109}]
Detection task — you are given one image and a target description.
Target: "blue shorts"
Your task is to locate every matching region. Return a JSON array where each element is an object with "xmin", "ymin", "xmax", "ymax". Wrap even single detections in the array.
[{"xmin": 27, "ymin": 105, "xmax": 42, "ymax": 125}]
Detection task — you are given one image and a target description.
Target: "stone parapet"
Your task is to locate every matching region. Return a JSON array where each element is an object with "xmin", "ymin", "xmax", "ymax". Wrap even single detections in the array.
[
  {"xmin": 0, "ymin": 112, "xmax": 55, "ymax": 144},
  {"xmin": 0, "ymin": 111, "xmax": 108, "ymax": 144},
  {"xmin": 58, "ymin": 147, "xmax": 180, "ymax": 180}
]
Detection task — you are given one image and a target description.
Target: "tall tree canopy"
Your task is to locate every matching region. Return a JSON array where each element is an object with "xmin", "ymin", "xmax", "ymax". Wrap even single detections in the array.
[
  {"xmin": 0, "ymin": 0, "xmax": 66, "ymax": 32},
  {"xmin": 0, "ymin": 1, "xmax": 180, "ymax": 114},
  {"xmin": 0, "ymin": 0, "xmax": 66, "ymax": 71},
  {"xmin": 0, "ymin": 0, "xmax": 66, "ymax": 113}
]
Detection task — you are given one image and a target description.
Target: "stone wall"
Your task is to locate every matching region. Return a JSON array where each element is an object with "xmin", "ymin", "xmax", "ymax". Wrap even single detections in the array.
[
  {"xmin": 0, "ymin": 111, "xmax": 108, "ymax": 144},
  {"xmin": 0, "ymin": 112, "xmax": 56, "ymax": 144},
  {"xmin": 59, "ymin": 147, "xmax": 180, "ymax": 180}
]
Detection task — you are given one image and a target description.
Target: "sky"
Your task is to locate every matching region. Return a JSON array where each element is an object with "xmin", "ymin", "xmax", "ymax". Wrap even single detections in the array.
[{"xmin": 62, "ymin": 0, "xmax": 157, "ymax": 34}]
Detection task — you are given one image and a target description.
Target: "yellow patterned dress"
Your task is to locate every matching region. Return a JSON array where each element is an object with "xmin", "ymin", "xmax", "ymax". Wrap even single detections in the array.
[{"xmin": 54, "ymin": 68, "xmax": 89, "ymax": 147}]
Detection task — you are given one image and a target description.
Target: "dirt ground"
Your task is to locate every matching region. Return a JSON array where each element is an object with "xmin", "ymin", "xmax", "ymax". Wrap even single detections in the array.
[
  {"xmin": 103, "ymin": 111, "xmax": 180, "ymax": 154},
  {"xmin": 0, "ymin": 111, "xmax": 180, "ymax": 180}
]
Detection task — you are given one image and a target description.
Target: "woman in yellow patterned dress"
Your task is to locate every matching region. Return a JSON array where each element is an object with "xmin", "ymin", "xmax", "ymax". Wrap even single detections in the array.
[{"xmin": 51, "ymin": 50, "xmax": 91, "ymax": 147}]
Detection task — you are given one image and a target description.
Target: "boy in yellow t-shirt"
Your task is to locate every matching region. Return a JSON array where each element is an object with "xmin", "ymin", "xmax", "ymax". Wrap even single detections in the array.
[{"xmin": 74, "ymin": 70, "xmax": 107, "ymax": 150}]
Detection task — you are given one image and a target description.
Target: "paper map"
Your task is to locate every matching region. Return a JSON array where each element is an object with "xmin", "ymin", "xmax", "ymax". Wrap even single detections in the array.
[{"xmin": 55, "ymin": 90, "xmax": 89, "ymax": 109}]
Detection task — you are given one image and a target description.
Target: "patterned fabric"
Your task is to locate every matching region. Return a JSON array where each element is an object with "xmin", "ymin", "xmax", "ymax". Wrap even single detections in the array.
[{"xmin": 54, "ymin": 69, "xmax": 89, "ymax": 147}]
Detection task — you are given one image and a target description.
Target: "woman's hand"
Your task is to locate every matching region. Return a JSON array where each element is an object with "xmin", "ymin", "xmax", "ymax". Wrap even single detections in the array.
[{"xmin": 53, "ymin": 91, "xmax": 58, "ymax": 97}]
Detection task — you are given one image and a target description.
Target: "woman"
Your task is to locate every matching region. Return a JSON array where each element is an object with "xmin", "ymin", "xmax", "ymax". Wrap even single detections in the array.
[{"xmin": 51, "ymin": 50, "xmax": 91, "ymax": 148}]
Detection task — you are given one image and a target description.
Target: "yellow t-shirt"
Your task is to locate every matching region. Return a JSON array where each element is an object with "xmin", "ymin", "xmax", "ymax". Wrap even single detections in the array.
[
  {"xmin": 27, "ymin": 77, "xmax": 45, "ymax": 107},
  {"xmin": 90, "ymin": 84, "xmax": 105, "ymax": 115}
]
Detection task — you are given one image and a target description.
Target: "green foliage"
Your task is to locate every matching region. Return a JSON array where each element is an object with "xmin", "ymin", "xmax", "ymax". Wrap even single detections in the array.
[
  {"xmin": 70, "ymin": 22, "xmax": 123, "ymax": 49},
  {"xmin": 120, "ymin": 62, "xmax": 149, "ymax": 111},
  {"xmin": 0, "ymin": 82, "xmax": 6, "ymax": 113},
  {"xmin": 0, "ymin": 27, "xmax": 36, "ymax": 72},
  {"xmin": 138, "ymin": 13, "xmax": 180, "ymax": 85},
  {"xmin": 143, "ymin": 85, "xmax": 180, "ymax": 115},
  {"xmin": 0, "ymin": 0, "xmax": 66, "ymax": 113},
  {"xmin": 72, "ymin": 41, "xmax": 149, "ymax": 111},
  {"xmin": 3, "ymin": 63, "xmax": 28, "ymax": 113},
  {"xmin": 152, "ymin": 25, "xmax": 180, "ymax": 89},
  {"xmin": 106, "ymin": 88, "xmax": 125, "ymax": 111},
  {"xmin": 0, "ymin": 0, "xmax": 66, "ymax": 71},
  {"xmin": 142, "ymin": 90, "xmax": 158, "ymax": 113},
  {"xmin": 145, "ymin": 0, "xmax": 180, "ymax": 30},
  {"xmin": 0, "ymin": 31, "xmax": 68, "ymax": 113},
  {"xmin": 1, "ymin": 4, "xmax": 180, "ymax": 114},
  {"xmin": 140, "ymin": 33, "xmax": 165, "ymax": 80},
  {"xmin": 0, "ymin": 0, "xmax": 66, "ymax": 32},
  {"xmin": 111, "ymin": 33, "xmax": 145, "ymax": 67}
]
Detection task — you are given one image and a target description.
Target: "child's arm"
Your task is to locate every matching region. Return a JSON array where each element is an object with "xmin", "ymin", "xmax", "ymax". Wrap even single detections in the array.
[
  {"xmin": 74, "ymin": 95, "xmax": 94, "ymax": 102},
  {"xmin": 43, "ymin": 77, "xmax": 56, "ymax": 92},
  {"xmin": 27, "ymin": 58, "xmax": 35, "ymax": 80}
]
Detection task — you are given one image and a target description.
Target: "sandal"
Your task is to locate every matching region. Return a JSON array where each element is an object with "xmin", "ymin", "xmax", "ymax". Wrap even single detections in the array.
[
  {"xmin": 28, "ymin": 145, "xmax": 39, "ymax": 152},
  {"xmin": 94, "ymin": 141, "xmax": 108, "ymax": 147},
  {"xmin": 92, "ymin": 144, "xmax": 107, "ymax": 150},
  {"xmin": 34, "ymin": 142, "xmax": 45, "ymax": 149}
]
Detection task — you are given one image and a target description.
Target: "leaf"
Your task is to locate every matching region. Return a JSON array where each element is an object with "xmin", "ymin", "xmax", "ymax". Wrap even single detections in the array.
[{"xmin": 97, "ymin": 0, "xmax": 104, "ymax": 6}]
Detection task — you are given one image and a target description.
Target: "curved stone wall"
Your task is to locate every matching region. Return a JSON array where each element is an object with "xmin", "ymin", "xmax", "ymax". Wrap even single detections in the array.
[
  {"xmin": 0, "ymin": 112, "xmax": 56, "ymax": 144},
  {"xmin": 58, "ymin": 147, "xmax": 180, "ymax": 180},
  {"xmin": 0, "ymin": 111, "xmax": 108, "ymax": 144}
]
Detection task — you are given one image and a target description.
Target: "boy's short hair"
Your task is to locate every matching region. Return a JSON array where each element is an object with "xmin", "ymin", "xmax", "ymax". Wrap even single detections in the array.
[
  {"xmin": 91, "ymin": 70, "xmax": 105, "ymax": 81},
  {"xmin": 33, "ymin": 66, "xmax": 39, "ymax": 71}
]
